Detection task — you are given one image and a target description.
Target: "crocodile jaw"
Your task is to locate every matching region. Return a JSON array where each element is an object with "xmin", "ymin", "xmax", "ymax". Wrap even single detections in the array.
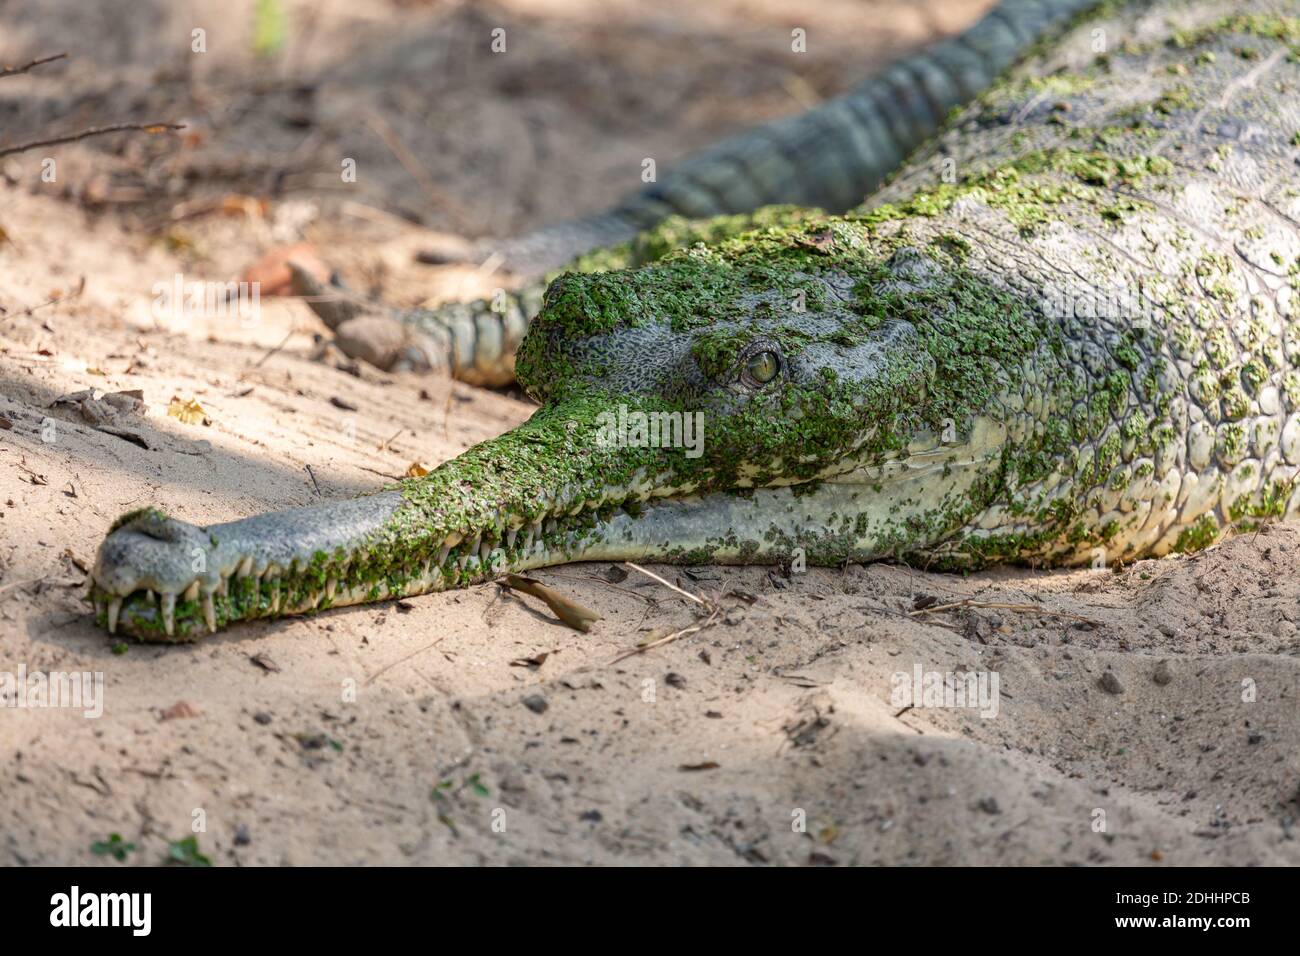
[{"xmin": 88, "ymin": 412, "xmax": 1005, "ymax": 641}]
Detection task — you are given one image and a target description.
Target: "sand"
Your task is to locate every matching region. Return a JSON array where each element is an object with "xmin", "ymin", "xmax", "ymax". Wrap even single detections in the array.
[{"xmin": 2, "ymin": 0, "xmax": 1298, "ymax": 866}]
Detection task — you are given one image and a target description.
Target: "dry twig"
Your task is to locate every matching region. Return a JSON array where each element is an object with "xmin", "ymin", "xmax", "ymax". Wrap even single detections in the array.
[
  {"xmin": 364, "ymin": 636, "xmax": 447, "ymax": 687},
  {"xmin": 909, "ymin": 598, "xmax": 1098, "ymax": 625},
  {"xmin": 621, "ymin": 562, "xmax": 709, "ymax": 607},
  {"xmin": 609, "ymin": 563, "xmax": 725, "ymax": 662},
  {"xmin": 0, "ymin": 276, "xmax": 85, "ymax": 326},
  {"xmin": 0, "ymin": 121, "xmax": 185, "ymax": 160},
  {"xmin": 363, "ymin": 111, "xmax": 473, "ymax": 233},
  {"xmin": 0, "ymin": 52, "xmax": 68, "ymax": 80},
  {"xmin": 610, "ymin": 605, "xmax": 723, "ymax": 664}
]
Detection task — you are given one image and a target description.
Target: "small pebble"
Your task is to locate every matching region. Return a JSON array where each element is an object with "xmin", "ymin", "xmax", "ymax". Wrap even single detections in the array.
[
  {"xmin": 1099, "ymin": 670, "xmax": 1125, "ymax": 695},
  {"xmin": 522, "ymin": 694, "xmax": 548, "ymax": 714}
]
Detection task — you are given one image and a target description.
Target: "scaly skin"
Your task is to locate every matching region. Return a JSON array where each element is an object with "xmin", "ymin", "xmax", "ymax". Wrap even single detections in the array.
[
  {"xmin": 302, "ymin": 0, "xmax": 1102, "ymax": 385},
  {"xmin": 92, "ymin": 1, "xmax": 1300, "ymax": 640}
]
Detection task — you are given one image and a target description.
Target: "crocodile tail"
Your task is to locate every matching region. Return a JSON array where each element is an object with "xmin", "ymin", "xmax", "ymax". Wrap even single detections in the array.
[{"xmin": 448, "ymin": 0, "xmax": 1106, "ymax": 277}]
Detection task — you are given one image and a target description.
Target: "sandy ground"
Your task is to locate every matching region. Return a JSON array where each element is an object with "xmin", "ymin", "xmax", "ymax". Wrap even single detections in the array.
[{"xmin": 3, "ymin": 0, "xmax": 1300, "ymax": 866}]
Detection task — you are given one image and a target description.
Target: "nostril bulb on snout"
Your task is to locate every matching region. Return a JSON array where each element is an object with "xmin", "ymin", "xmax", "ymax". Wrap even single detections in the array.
[{"xmin": 109, "ymin": 506, "xmax": 177, "ymax": 539}]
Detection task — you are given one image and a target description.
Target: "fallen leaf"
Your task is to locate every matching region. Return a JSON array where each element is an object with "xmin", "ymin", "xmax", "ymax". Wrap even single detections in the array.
[
  {"xmin": 63, "ymin": 548, "xmax": 90, "ymax": 574},
  {"xmin": 218, "ymin": 194, "xmax": 267, "ymax": 219},
  {"xmin": 240, "ymin": 242, "xmax": 328, "ymax": 297},
  {"xmin": 160, "ymin": 700, "xmax": 201, "ymax": 720},
  {"xmin": 0, "ymin": 416, "xmax": 11, "ymax": 430},
  {"xmin": 679, "ymin": 762, "xmax": 720, "ymax": 772},
  {"xmin": 167, "ymin": 396, "xmax": 211, "ymax": 426},
  {"xmin": 249, "ymin": 653, "xmax": 281, "ymax": 673},
  {"xmin": 504, "ymin": 574, "xmax": 602, "ymax": 632},
  {"xmin": 509, "ymin": 651, "xmax": 552, "ymax": 669},
  {"xmin": 329, "ymin": 396, "xmax": 357, "ymax": 411},
  {"xmin": 405, "ymin": 461, "xmax": 430, "ymax": 478}
]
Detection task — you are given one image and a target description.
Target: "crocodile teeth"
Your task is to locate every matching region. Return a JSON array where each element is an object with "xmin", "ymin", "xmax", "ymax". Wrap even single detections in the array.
[
  {"xmin": 146, "ymin": 589, "xmax": 156, "ymax": 604},
  {"xmin": 107, "ymin": 598, "xmax": 123, "ymax": 634},
  {"xmin": 437, "ymin": 544, "xmax": 451, "ymax": 566},
  {"xmin": 479, "ymin": 539, "xmax": 493, "ymax": 563},
  {"xmin": 183, "ymin": 580, "xmax": 200, "ymax": 602},
  {"xmin": 237, "ymin": 556, "xmax": 253, "ymax": 578},
  {"xmin": 202, "ymin": 594, "xmax": 216, "ymax": 633},
  {"xmin": 216, "ymin": 576, "xmax": 228, "ymax": 597},
  {"xmin": 161, "ymin": 592, "xmax": 176, "ymax": 637},
  {"xmin": 326, "ymin": 577, "xmax": 337, "ymax": 601},
  {"xmin": 269, "ymin": 578, "xmax": 281, "ymax": 614},
  {"xmin": 506, "ymin": 528, "xmax": 518, "ymax": 551}
]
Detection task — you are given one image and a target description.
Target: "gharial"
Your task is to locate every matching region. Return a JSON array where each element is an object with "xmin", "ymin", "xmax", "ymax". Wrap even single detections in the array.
[{"xmin": 90, "ymin": 0, "xmax": 1300, "ymax": 640}]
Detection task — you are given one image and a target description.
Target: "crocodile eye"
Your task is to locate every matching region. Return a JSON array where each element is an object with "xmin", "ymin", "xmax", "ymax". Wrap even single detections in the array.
[{"xmin": 744, "ymin": 350, "xmax": 780, "ymax": 386}]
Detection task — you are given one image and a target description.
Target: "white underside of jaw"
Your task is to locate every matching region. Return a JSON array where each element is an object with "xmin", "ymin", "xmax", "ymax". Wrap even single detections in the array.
[
  {"xmin": 560, "ymin": 450, "xmax": 1007, "ymax": 566},
  {"xmin": 97, "ymin": 416, "xmax": 1019, "ymax": 638}
]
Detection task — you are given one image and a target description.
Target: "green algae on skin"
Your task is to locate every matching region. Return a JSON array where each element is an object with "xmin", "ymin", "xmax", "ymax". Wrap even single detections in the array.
[
  {"xmin": 858, "ymin": 149, "xmax": 1174, "ymax": 235},
  {"xmin": 563, "ymin": 205, "xmax": 828, "ymax": 276}
]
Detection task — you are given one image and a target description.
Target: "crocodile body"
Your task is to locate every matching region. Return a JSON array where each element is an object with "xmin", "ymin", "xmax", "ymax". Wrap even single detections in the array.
[{"xmin": 92, "ymin": 0, "xmax": 1300, "ymax": 640}]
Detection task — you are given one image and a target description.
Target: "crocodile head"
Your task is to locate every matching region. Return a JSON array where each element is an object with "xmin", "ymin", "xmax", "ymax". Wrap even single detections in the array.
[{"xmin": 91, "ymin": 219, "xmax": 1049, "ymax": 639}]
